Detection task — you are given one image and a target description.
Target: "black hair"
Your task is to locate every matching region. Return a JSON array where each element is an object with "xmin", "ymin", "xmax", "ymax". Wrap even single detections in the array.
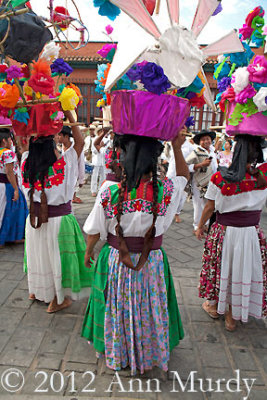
[
  {"xmin": 0, "ymin": 128, "xmax": 11, "ymax": 145},
  {"xmin": 220, "ymin": 135, "xmax": 264, "ymax": 183},
  {"xmin": 115, "ymin": 135, "xmax": 163, "ymax": 269},
  {"xmin": 59, "ymin": 126, "xmax": 72, "ymax": 137},
  {"xmin": 24, "ymin": 136, "xmax": 57, "ymax": 188}
]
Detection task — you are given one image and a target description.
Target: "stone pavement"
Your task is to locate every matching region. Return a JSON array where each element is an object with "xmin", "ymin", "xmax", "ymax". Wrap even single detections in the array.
[{"xmin": 0, "ymin": 184, "xmax": 267, "ymax": 400}]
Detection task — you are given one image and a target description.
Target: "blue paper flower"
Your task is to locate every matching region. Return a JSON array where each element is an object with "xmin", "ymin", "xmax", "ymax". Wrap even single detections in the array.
[
  {"xmin": 114, "ymin": 74, "xmax": 137, "ymax": 91},
  {"xmin": 93, "ymin": 0, "xmax": 121, "ymax": 21},
  {"xmin": 13, "ymin": 108, "xmax": 30, "ymax": 125},
  {"xmin": 251, "ymin": 30, "xmax": 265, "ymax": 48},
  {"xmin": 224, "ymin": 42, "xmax": 254, "ymax": 67},
  {"xmin": 51, "ymin": 58, "xmax": 73, "ymax": 76},
  {"xmin": 215, "ymin": 92, "xmax": 222, "ymax": 104}
]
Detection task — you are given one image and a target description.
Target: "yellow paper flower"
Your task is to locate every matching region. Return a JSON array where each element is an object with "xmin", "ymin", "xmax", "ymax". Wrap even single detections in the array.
[
  {"xmin": 24, "ymin": 84, "xmax": 33, "ymax": 96},
  {"xmin": 36, "ymin": 92, "xmax": 42, "ymax": 99},
  {"xmin": 97, "ymin": 98, "xmax": 105, "ymax": 108},
  {"xmin": 59, "ymin": 87, "xmax": 79, "ymax": 111}
]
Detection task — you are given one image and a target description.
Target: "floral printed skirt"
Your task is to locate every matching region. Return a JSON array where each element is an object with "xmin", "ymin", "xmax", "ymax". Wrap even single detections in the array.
[
  {"xmin": 81, "ymin": 243, "xmax": 184, "ymax": 375},
  {"xmin": 199, "ymin": 222, "xmax": 267, "ymax": 319}
]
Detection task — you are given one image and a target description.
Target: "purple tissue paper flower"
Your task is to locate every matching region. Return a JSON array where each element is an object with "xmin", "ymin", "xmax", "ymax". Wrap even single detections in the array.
[
  {"xmin": 217, "ymin": 77, "xmax": 231, "ymax": 93},
  {"xmin": 6, "ymin": 65, "xmax": 22, "ymax": 80},
  {"xmin": 126, "ymin": 64, "xmax": 143, "ymax": 81},
  {"xmin": 51, "ymin": 58, "xmax": 73, "ymax": 76},
  {"xmin": 212, "ymin": 2, "xmax": 222, "ymax": 16},
  {"xmin": 140, "ymin": 62, "xmax": 171, "ymax": 95},
  {"xmin": 235, "ymin": 85, "xmax": 256, "ymax": 104},
  {"xmin": 185, "ymin": 116, "xmax": 195, "ymax": 129}
]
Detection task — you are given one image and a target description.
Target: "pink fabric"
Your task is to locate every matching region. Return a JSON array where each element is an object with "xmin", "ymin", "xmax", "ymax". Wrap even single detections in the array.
[
  {"xmin": 226, "ymin": 101, "xmax": 267, "ymax": 137},
  {"xmin": 203, "ymin": 31, "xmax": 244, "ymax": 57},
  {"xmin": 167, "ymin": 0, "xmax": 179, "ymax": 24},
  {"xmin": 191, "ymin": 0, "xmax": 219, "ymax": 37},
  {"xmin": 110, "ymin": 0, "xmax": 161, "ymax": 38},
  {"xmin": 111, "ymin": 90, "xmax": 190, "ymax": 141}
]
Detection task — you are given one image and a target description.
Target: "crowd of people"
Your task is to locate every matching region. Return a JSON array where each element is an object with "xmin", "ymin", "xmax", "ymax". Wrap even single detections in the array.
[{"xmin": 0, "ymin": 118, "xmax": 266, "ymax": 374}]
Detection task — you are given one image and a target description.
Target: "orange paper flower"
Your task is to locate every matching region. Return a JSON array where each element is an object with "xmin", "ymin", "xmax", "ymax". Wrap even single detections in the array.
[
  {"xmin": 32, "ymin": 59, "xmax": 51, "ymax": 76},
  {"xmin": 0, "ymin": 84, "xmax": 20, "ymax": 108}
]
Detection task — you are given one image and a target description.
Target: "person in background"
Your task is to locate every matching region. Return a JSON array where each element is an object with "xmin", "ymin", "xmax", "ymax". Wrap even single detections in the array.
[
  {"xmin": 186, "ymin": 130, "xmax": 217, "ymax": 234},
  {"xmin": 0, "ymin": 128, "xmax": 28, "ymax": 248},
  {"xmin": 81, "ymin": 131, "xmax": 189, "ymax": 375},
  {"xmin": 90, "ymin": 126, "xmax": 108, "ymax": 197},
  {"xmin": 217, "ymin": 138, "xmax": 233, "ymax": 168},
  {"xmin": 21, "ymin": 111, "xmax": 93, "ymax": 312},
  {"xmin": 197, "ymin": 135, "xmax": 267, "ymax": 331},
  {"xmin": 58, "ymin": 126, "xmax": 85, "ymax": 204},
  {"xmin": 167, "ymin": 125, "xmax": 195, "ymax": 223}
]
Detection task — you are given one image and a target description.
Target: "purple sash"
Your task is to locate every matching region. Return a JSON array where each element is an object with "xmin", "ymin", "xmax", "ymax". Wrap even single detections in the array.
[
  {"xmin": 107, "ymin": 233, "xmax": 163, "ymax": 253},
  {"xmin": 106, "ymin": 173, "xmax": 120, "ymax": 183},
  {"xmin": 34, "ymin": 200, "xmax": 72, "ymax": 219},
  {"xmin": 0, "ymin": 173, "xmax": 9, "ymax": 183},
  {"xmin": 216, "ymin": 210, "xmax": 261, "ymax": 227}
]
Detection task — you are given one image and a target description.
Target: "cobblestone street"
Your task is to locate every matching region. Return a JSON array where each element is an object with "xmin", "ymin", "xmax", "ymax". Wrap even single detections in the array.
[{"xmin": 0, "ymin": 185, "xmax": 267, "ymax": 400}]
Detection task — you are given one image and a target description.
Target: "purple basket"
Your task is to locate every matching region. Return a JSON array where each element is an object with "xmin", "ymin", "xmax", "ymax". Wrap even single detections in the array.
[{"xmin": 111, "ymin": 90, "xmax": 191, "ymax": 141}]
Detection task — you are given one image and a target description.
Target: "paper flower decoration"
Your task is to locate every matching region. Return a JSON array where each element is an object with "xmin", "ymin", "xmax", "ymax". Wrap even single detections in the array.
[
  {"xmin": 93, "ymin": 0, "xmax": 121, "ymax": 20},
  {"xmin": 105, "ymin": 25, "xmax": 114, "ymax": 34},
  {"xmin": 185, "ymin": 116, "xmax": 195, "ymax": 129},
  {"xmin": 126, "ymin": 62, "xmax": 170, "ymax": 95},
  {"xmin": 104, "ymin": 0, "xmax": 244, "ymax": 113},
  {"xmin": 235, "ymin": 85, "xmax": 256, "ymax": 104},
  {"xmin": 0, "ymin": 84, "xmax": 20, "ymax": 108},
  {"xmin": 224, "ymin": 42, "xmax": 254, "ymax": 68},
  {"xmin": 231, "ymin": 67, "xmax": 249, "ymax": 93},
  {"xmin": 42, "ymin": 41, "xmax": 61, "ymax": 62},
  {"xmin": 51, "ymin": 58, "xmax": 73, "ymax": 76},
  {"xmin": 13, "ymin": 108, "xmax": 30, "ymax": 124},
  {"xmin": 253, "ymin": 87, "xmax": 267, "ymax": 112},
  {"xmin": 6, "ymin": 66, "xmax": 23, "ymax": 81},
  {"xmin": 213, "ymin": 61, "xmax": 231, "ymax": 81},
  {"xmin": 239, "ymin": 24, "xmax": 254, "ymax": 40},
  {"xmin": 59, "ymin": 87, "xmax": 79, "ymax": 110},
  {"xmin": 217, "ymin": 77, "xmax": 231, "ymax": 93},
  {"xmin": 247, "ymin": 56, "xmax": 267, "ymax": 84},
  {"xmin": 28, "ymin": 73, "xmax": 55, "ymax": 95},
  {"xmin": 97, "ymin": 44, "xmax": 117, "ymax": 61},
  {"xmin": 32, "ymin": 59, "xmax": 51, "ymax": 76}
]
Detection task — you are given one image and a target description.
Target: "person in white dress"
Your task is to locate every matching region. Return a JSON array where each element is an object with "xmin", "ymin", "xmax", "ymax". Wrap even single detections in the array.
[
  {"xmin": 90, "ymin": 126, "xmax": 108, "ymax": 197},
  {"xmin": 186, "ymin": 130, "xmax": 217, "ymax": 233},
  {"xmin": 21, "ymin": 111, "xmax": 93, "ymax": 313},
  {"xmin": 167, "ymin": 126, "xmax": 195, "ymax": 222},
  {"xmin": 81, "ymin": 132, "xmax": 189, "ymax": 375},
  {"xmin": 196, "ymin": 135, "xmax": 267, "ymax": 331}
]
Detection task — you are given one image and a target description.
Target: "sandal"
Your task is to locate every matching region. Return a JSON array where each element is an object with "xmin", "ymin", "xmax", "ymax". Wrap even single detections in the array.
[
  {"xmin": 46, "ymin": 297, "xmax": 72, "ymax": 313},
  {"xmin": 202, "ymin": 300, "xmax": 219, "ymax": 319},
  {"xmin": 29, "ymin": 294, "xmax": 36, "ymax": 300},
  {"xmin": 225, "ymin": 312, "xmax": 237, "ymax": 332},
  {"xmin": 72, "ymin": 197, "xmax": 83, "ymax": 204}
]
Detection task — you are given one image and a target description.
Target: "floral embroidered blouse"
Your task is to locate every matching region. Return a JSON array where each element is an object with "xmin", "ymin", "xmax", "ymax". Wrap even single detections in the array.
[
  {"xmin": 217, "ymin": 151, "xmax": 233, "ymax": 168},
  {"xmin": 205, "ymin": 163, "xmax": 267, "ymax": 214},
  {"xmin": 21, "ymin": 147, "xmax": 78, "ymax": 206},
  {"xmin": 0, "ymin": 148, "xmax": 19, "ymax": 175},
  {"xmin": 83, "ymin": 176, "xmax": 187, "ymax": 241}
]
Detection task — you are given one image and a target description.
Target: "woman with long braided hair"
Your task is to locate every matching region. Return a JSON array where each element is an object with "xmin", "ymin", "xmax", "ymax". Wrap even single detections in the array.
[{"xmin": 82, "ymin": 131, "xmax": 189, "ymax": 375}]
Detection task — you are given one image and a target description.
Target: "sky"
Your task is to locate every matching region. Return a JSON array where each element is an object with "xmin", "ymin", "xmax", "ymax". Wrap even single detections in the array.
[{"xmin": 30, "ymin": 0, "xmax": 267, "ymax": 45}]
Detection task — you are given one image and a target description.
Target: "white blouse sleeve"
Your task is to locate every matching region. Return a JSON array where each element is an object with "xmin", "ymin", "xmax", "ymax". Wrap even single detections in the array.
[
  {"xmin": 163, "ymin": 176, "xmax": 187, "ymax": 233},
  {"xmin": 205, "ymin": 181, "xmax": 218, "ymax": 201},
  {"xmin": 2, "ymin": 150, "xmax": 16, "ymax": 165},
  {"xmin": 83, "ymin": 186, "xmax": 109, "ymax": 240}
]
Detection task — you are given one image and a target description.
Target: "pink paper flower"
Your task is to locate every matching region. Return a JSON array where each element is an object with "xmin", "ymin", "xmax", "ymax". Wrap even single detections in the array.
[
  {"xmin": 247, "ymin": 56, "xmax": 267, "ymax": 84},
  {"xmin": 235, "ymin": 85, "xmax": 256, "ymax": 104},
  {"xmin": 105, "ymin": 25, "xmax": 113, "ymax": 35},
  {"xmin": 239, "ymin": 24, "xmax": 253, "ymax": 40},
  {"xmin": 263, "ymin": 25, "xmax": 267, "ymax": 36},
  {"xmin": 97, "ymin": 43, "xmax": 117, "ymax": 58}
]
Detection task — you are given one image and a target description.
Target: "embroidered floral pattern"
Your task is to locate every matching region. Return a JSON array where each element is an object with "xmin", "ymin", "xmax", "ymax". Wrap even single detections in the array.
[
  {"xmin": 211, "ymin": 164, "xmax": 267, "ymax": 196},
  {"xmin": 101, "ymin": 178, "xmax": 174, "ymax": 219},
  {"xmin": 0, "ymin": 149, "xmax": 19, "ymax": 175},
  {"xmin": 22, "ymin": 157, "xmax": 66, "ymax": 191}
]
